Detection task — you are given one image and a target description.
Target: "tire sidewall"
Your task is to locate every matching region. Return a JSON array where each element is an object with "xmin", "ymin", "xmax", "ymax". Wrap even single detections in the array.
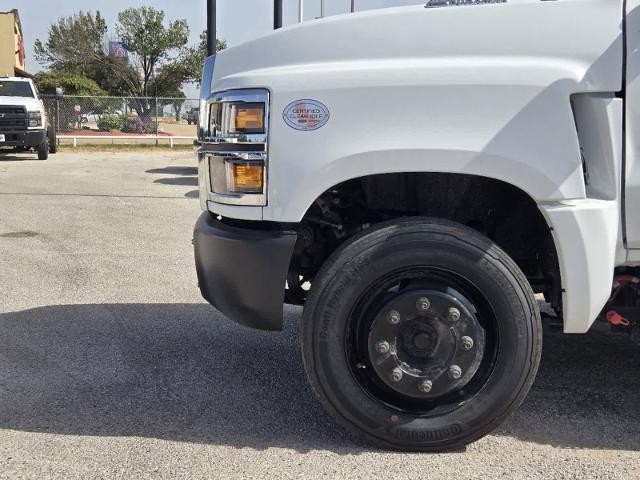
[
  {"xmin": 303, "ymin": 221, "xmax": 540, "ymax": 449},
  {"xmin": 37, "ymin": 141, "xmax": 49, "ymax": 160},
  {"xmin": 47, "ymin": 126, "xmax": 58, "ymax": 154}
]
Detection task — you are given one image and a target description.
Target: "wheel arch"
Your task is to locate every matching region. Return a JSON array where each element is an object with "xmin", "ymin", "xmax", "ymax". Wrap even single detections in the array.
[
  {"xmin": 287, "ymin": 171, "xmax": 563, "ymax": 323},
  {"xmin": 265, "ymin": 149, "xmax": 576, "ymax": 225}
]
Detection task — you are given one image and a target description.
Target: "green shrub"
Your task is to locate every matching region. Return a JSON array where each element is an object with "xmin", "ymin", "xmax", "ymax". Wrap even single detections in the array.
[
  {"xmin": 97, "ymin": 114, "xmax": 125, "ymax": 132},
  {"xmin": 122, "ymin": 116, "xmax": 154, "ymax": 134},
  {"xmin": 34, "ymin": 71, "xmax": 107, "ymax": 96}
]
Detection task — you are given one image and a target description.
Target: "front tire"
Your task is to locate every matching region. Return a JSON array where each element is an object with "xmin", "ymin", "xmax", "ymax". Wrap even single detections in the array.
[
  {"xmin": 47, "ymin": 125, "xmax": 58, "ymax": 154},
  {"xmin": 37, "ymin": 141, "xmax": 49, "ymax": 160},
  {"xmin": 301, "ymin": 218, "xmax": 541, "ymax": 451}
]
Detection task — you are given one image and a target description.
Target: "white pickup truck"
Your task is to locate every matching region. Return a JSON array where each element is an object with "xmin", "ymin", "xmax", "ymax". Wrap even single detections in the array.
[
  {"xmin": 0, "ymin": 77, "xmax": 56, "ymax": 160},
  {"xmin": 194, "ymin": 0, "xmax": 640, "ymax": 450}
]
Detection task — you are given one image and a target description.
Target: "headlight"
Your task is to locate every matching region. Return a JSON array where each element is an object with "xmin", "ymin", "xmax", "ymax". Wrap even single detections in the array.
[
  {"xmin": 226, "ymin": 159, "xmax": 264, "ymax": 193},
  {"xmin": 207, "ymin": 152, "xmax": 266, "ymax": 204},
  {"xmin": 232, "ymin": 104, "xmax": 265, "ymax": 133},
  {"xmin": 28, "ymin": 111, "xmax": 42, "ymax": 128},
  {"xmin": 210, "ymin": 102, "xmax": 265, "ymax": 135},
  {"xmin": 199, "ymin": 89, "xmax": 269, "ymax": 207},
  {"xmin": 207, "ymin": 90, "xmax": 268, "ymax": 140}
]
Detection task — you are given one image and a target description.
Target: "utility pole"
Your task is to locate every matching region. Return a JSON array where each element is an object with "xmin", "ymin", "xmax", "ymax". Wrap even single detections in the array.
[
  {"xmin": 154, "ymin": 82, "xmax": 159, "ymax": 146},
  {"xmin": 207, "ymin": 0, "xmax": 216, "ymax": 55},
  {"xmin": 320, "ymin": 0, "xmax": 325, "ymax": 18},
  {"xmin": 351, "ymin": 0, "xmax": 356, "ymax": 13},
  {"xmin": 274, "ymin": 0, "xmax": 283, "ymax": 29},
  {"xmin": 299, "ymin": 0, "xmax": 304, "ymax": 23}
]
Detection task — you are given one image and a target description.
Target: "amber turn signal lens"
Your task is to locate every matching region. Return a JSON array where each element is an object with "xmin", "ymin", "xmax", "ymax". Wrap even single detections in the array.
[
  {"xmin": 231, "ymin": 162, "xmax": 264, "ymax": 193},
  {"xmin": 235, "ymin": 106, "xmax": 264, "ymax": 132}
]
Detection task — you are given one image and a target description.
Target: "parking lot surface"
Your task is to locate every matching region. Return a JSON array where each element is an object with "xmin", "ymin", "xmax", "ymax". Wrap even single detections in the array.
[{"xmin": 0, "ymin": 151, "xmax": 639, "ymax": 479}]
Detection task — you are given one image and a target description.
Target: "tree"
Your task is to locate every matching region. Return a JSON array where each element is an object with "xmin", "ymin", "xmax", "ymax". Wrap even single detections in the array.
[
  {"xmin": 34, "ymin": 11, "xmax": 107, "ymax": 76},
  {"xmin": 33, "ymin": 7, "xmax": 222, "ymax": 105},
  {"xmin": 172, "ymin": 94, "xmax": 187, "ymax": 122},
  {"xmin": 33, "ymin": 10, "xmax": 134, "ymax": 97},
  {"xmin": 90, "ymin": 56, "xmax": 140, "ymax": 98},
  {"xmin": 182, "ymin": 30, "xmax": 227, "ymax": 85},
  {"xmin": 34, "ymin": 71, "xmax": 110, "ymax": 132},
  {"xmin": 116, "ymin": 7, "xmax": 189, "ymax": 97},
  {"xmin": 34, "ymin": 71, "xmax": 106, "ymax": 96}
]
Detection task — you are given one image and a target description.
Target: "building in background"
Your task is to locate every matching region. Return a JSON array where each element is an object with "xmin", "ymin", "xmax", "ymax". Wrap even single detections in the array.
[{"xmin": 0, "ymin": 9, "xmax": 28, "ymax": 77}]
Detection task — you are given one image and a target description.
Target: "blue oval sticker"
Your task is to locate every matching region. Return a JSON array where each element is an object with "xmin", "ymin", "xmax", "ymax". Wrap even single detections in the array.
[{"xmin": 283, "ymin": 99, "xmax": 330, "ymax": 131}]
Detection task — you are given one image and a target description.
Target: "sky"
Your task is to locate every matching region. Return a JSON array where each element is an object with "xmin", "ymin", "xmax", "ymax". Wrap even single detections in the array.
[{"xmin": 1, "ymin": 0, "xmax": 421, "ymax": 96}]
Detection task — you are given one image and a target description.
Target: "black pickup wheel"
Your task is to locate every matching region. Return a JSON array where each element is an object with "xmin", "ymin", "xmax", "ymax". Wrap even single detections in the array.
[
  {"xmin": 37, "ymin": 140, "xmax": 49, "ymax": 160},
  {"xmin": 302, "ymin": 218, "xmax": 542, "ymax": 451},
  {"xmin": 47, "ymin": 125, "xmax": 58, "ymax": 154}
]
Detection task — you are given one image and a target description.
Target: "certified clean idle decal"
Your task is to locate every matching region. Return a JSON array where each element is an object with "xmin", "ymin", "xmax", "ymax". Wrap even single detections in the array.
[{"xmin": 283, "ymin": 99, "xmax": 330, "ymax": 131}]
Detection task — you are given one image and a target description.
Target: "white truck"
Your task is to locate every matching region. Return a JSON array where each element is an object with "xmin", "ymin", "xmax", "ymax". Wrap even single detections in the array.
[
  {"xmin": 193, "ymin": 0, "xmax": 640, "ymax": 450},
  {"xmin": 0, "ymin": 76, "xmax": 57, "ymax": 160}
]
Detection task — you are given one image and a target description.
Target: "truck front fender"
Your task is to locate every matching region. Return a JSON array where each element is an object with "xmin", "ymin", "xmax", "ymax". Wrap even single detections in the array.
[{"xmin": 541, "ymin": 200, "xmax": 620, "ymax": 334}]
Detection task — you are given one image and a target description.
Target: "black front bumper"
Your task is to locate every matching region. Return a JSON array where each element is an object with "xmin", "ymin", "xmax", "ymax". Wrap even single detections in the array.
[
  {"xmin": 194, "ymin": 212, "xmax": 297, "ymax": 331},
  {"xmin": 0, "ymin": 130, "xmax": 46, "ymax": 148}
]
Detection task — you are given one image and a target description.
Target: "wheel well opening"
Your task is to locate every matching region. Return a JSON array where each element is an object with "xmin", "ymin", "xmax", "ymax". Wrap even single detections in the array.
[{"xmin": 286, "ymin": 172, "xmax": 561, "ymax": 315}]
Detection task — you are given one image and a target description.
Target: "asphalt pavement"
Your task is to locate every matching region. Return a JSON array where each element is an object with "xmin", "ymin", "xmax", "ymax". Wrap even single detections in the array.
[{"xmin": 0, "ymin": 151, "xmax": 638, "ymax": 479}]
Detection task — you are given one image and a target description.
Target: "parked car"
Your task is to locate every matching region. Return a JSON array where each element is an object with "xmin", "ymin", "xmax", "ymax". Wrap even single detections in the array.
[{"xmin": 187, "ymin": 107, "xmax": 199, "ymax": 125}]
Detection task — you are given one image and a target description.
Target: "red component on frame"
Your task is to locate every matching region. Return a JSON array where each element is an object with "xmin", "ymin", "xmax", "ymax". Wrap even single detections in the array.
[
  {"xmin": 612, "ymin": 275, "xmax": 640, "ymax": 286},
  {"xmin": 606, "ymin": 310, "xmax": 631, "ymax": 327},
  {"xmin": 608, "ymin": 275, "xmax": 640, "ymax": 305}
]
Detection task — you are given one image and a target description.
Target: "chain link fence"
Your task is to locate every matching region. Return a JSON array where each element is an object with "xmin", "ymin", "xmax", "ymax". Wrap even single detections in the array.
[{"xmin": 42, "ymin": 95, "xmax": 200, "ymax": 146}]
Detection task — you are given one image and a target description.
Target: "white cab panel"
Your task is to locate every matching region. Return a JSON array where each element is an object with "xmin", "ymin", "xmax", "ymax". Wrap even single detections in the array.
[
  {"xmin": 625, "ymin": 0, "xmax": 640, "ymax": 248},
  {"xmin": 211, "ymin": 0, "xmax": 622, "ymax": 221},
  {"xmin": 206, "ymin": 0, "xmax": 626, "ymax": 332}
]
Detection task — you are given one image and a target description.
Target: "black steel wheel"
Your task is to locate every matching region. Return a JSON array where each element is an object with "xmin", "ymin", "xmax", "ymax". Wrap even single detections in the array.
[{"xmin": 302, "ymin": 218, "xmax": 541, "ymax": 451}]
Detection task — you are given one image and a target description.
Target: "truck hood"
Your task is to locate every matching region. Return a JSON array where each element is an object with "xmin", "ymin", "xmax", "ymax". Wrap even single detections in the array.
[
  {"xmin": 211, "ymin": 0, "xmax": 621, "ymax": 93},
  {"xmin": 0, "ymin": 96, "xmax": 43, "ymax": 112}
]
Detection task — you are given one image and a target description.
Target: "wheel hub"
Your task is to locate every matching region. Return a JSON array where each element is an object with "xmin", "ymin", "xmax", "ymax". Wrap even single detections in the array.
[
  {"xmin": 367, "ymin": 289, "xmax": 485, "ymax": 399},
  {"xmin": 400, "ymin": 323, "xmax": 439, "ymax": 359}
]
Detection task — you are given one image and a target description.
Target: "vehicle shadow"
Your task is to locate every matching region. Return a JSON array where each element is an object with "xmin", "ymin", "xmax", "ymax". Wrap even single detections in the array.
[
  {"xmin": 0, "ymin": 152, "xmax": 32, "ymax": 161},
  {"xmin": 0, "ymin": 303, "xmax": 355, "ymax": 453},
  {"xmin": 153, "ymin": 177, "xmax": 198, "ymax": 187},
  {"xmin": 0, "ymin": 303, "xmax": 637, "ymax": 452},
  {"xmin": 146, "ymin": 166, "xmax": 197, "ymax": 176},
  {"xmin": 147, "ymin": 165, "xmax": 199, "ymax": 196}
]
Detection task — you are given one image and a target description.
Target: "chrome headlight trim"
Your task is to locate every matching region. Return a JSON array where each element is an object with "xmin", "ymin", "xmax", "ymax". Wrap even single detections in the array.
[
  {"xmin": 198, "ymin": 88, "xmax": 270, "ymax": 207},
  {"xmin": 206, "ymin": 151, "xmax": 267, "ymax": 206},
  {"xmin": 201, "ymin": 89, "xmax": 270, "ymax": 145}
]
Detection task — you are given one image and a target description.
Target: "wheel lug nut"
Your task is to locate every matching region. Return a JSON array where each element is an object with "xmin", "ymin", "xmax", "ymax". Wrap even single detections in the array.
[
  {"xmin": 388, "ymin": 310, "xmax": 401, "ymax": 325},
  {"xmin": 418, "ymin": 379, "xmax": 433, "ymax": 393},
  {"xmin": 416, "ymin": 297, "xmax": 431, "ymax": 312},
  {"xmin": 448, "ymin": 365, "xmax": 462, "ymax": 380},
  {"xmin": 448, "ymin": 307, "xmax": 461, "ymax": 322},
  {"xmin": 390, "ymin": 367, "xmax": 403, "ymax": 383},
  {"xmin": 375, "ymin": 341, "xmax": 390, "ymax": 354},
  {"xmin": 461, "ymin": 336, "xmax": 474, "ymax": 351}
]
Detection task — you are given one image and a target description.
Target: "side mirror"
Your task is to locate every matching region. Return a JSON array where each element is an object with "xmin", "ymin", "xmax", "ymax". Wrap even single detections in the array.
[{"xmin": 55, "ymin": 87, "xmax": 64, "ymax": 99}]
